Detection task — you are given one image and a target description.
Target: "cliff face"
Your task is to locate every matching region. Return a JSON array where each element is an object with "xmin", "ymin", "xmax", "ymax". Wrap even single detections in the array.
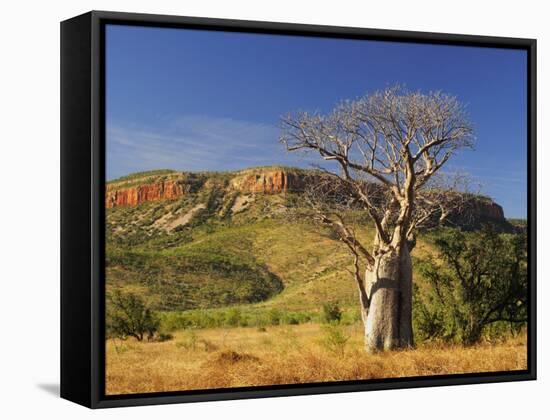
[
  {"xmin": 230, "ymin": 169, "xmax": 310, "ymax": 193},
  {"xmin": 474, "ymin": 200, "xmax": 504, "ymax": 220},
  {"xmin": 105, "ymin": 168, "xmax": 507, "ymax": 224},
  {"xmin": 450, "ymin": 198, "xmax": 505, "ymax": 225},
  {"xmin": 105, "ymin": 180, "xmax": 187, "ymax": 208},
  {"xmin": 106, "ymin": 169, "xmax": 311, "ymax": 208}
]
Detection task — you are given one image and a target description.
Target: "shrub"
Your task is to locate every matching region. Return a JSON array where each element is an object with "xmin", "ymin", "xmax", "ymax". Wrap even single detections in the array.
[
  {"xmin": 224, "ymin": 308, "xmax": 242, "ymax": 327},
  {"xmin": 267, "ymin": 308, "xmax": 282, "ymax": 325},
  {"xmin": 414, "ymin": 226, "xmax": 527, "ymax": 345},
  {"xmin": 176, "ymin": 331, "xmax": 198, "ymax": 351},
  {"xmin": 155, "ymin": 332, "xmax": 174, "ymax": 342},
  {"xmin": 106, "ymin": 290, "xmax": 159, "ymax": 341},
  {"xmin": 340, "ymin": 308, "xmax": 362, "ymax": 325},
  {"xmin": 322, "ymin": 302, "xmax": 343, "ymax": 324},
  {"xmin": 280, "ymin": 312, "xmax": 299, "ymax": 325},
  {"xmin": 320, "ymin": 324, "xmax": 349, "ymax": 356}
]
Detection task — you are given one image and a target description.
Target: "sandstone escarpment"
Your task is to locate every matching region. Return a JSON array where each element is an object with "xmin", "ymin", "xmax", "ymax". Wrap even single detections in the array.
[
  {"xmin": 105, "ymin": 167, "xmax": 508, "ymax": 226},
  {"xmin": 229, "ymin": 169, "xmax": 314, "ymax": 193},
  {"xmin": 105, "ymin": 169, "xmax": 319, "ymax": 209},
  {"xmin": 105, "ymin": 180, "xmax": 187, "ymax": 208}
]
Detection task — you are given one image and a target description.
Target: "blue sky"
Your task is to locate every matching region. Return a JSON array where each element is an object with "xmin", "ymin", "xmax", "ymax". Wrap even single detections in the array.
[{"xmin": 106, "ymin": 24, "xmax": 528, "ymax": 218}]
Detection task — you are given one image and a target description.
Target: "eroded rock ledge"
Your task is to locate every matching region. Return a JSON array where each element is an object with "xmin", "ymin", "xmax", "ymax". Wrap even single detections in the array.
[{"xmin": 105, "ymin": 167, "xmax": 506, "ymax": 224}]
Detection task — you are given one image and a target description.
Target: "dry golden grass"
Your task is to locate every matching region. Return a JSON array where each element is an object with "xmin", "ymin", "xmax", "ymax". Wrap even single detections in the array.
[{"xmin": 106, "ymin": 323, "xmax": 527, "ymax": 395}]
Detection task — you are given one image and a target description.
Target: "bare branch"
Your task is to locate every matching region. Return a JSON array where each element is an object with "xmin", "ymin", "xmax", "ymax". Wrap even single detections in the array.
[{"xmin": 280, "ymin": 85, "xmax": 475, "ymax": 253}]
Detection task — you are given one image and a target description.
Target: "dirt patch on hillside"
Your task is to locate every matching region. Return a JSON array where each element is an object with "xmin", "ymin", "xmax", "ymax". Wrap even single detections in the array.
[
  {"xmin": 167, "ymin": 203, "xmax": 206, "ymax": 231},
  {"xmin": 231, "ymin": 194, "xmax": 254, "ymax": 214}
]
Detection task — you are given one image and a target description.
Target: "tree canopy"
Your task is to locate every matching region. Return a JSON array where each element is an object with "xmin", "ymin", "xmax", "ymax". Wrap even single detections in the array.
[
  {"xmin": 280, "ymin": 86, "xmax": 475, "ymax": 259},
  {"xmin": 415, "ymin": 226, "xmax": 527, "ymax": 345}
]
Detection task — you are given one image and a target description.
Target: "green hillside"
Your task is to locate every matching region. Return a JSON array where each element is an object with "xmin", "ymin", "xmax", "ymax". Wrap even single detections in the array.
[
  {"xmin": 105, "ymin": 168, "xmax": 512, "ymax": 328},
  {"xmin": 106, "ymin": 192, "xmax": 366, "ymax": 309}
]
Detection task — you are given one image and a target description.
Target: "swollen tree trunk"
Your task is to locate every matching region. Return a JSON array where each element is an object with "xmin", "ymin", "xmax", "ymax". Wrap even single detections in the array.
[{"xmin": 362, "ymin": 246, "xmax": 413, "ymax": 352}]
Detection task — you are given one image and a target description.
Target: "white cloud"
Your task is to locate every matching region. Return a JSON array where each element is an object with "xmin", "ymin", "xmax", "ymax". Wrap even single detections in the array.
[{"xmin": 106, "ymin": 115, "xmax": 314, "ymax": 179}]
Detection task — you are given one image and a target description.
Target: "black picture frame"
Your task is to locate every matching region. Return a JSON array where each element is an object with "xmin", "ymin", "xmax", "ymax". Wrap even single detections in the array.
[{"xmin": 60, "ymin": 10, "xmax": 537, "ymax": 409}]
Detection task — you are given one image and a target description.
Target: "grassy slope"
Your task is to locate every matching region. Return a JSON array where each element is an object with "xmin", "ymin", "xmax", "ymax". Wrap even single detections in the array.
[{"xmin": 106, "ymin": 187, "xmax": 440, "ymax": 317}]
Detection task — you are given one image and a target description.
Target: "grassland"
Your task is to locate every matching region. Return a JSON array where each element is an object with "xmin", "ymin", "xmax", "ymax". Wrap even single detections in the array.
[
  {"xmin": 106, "ymin": 323, "xmax": 527, "ymax": 395},
  {"xmin": 105, "ymin": 169, "xmax": 527, "ymax": 395}
]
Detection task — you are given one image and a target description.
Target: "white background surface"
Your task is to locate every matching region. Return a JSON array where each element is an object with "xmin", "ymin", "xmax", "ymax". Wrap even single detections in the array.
[{"xmin": 0, "ymin": 0, "xmax": 547, "ymax": 418}]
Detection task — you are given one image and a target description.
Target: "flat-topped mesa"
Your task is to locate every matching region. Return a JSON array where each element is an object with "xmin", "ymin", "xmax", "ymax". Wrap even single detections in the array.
[
  {"xmin": 105, "ymin": 168, "xmax": 508, "ymax": 226},
  {"xmin": 229, "ymin": 169, "xmax": 311, "ymax": 194},
  {"xmin": 449, "ymin": 197, "xmax": 506, "ymax": 226},
  {"xmin": 106, "ymin": 179, "xmax": 187, "ymax": 208},
  {"xmin": 105, "ymin": 168, "xmax": 316, "ymax": 208}
]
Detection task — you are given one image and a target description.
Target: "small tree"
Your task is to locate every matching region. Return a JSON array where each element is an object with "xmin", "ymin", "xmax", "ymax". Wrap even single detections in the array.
[
  {"xmin": 320, "ymin": 324, "xmax": 350, "ymax": 356},
  {"xmin": 106, "ymin": 290, "xmax": 159, "ymax": 341},
  {"xmin": 415, "ymin": 226, "xmax": 527, "ymax": 345}
]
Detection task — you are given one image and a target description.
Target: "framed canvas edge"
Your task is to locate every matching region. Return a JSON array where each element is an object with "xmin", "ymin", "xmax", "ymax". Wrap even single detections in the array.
[
  {"xmin": 93, "ymin": 371, "xmax": 535, "ymax": 409},
  {"xmin": 61, "ymin": 10, "xmax": 537, "ymax": 409},
  {"xmin": 60, "ymin": 11, "xmax": 94, "ymax": 408}
]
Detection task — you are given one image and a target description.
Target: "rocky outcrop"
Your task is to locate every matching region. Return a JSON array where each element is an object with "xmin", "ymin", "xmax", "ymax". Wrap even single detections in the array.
[
  {"xmin": 230, "ymin": 169, "xmax": 311, "ymax": 194},
  {"xmin": 105, "ymin": 180, "xmax": 187, "ymax": 208},
  {"xmin": 105, "ymin": 168, "xmax": 508, "ymax": 225},
  {"xmin": 447, "ymin": 197, "xmax": 506, "ymax": 228},
  {"xmin": 475, "ymin": 201, "xmax": 504, "ymax": 220}
]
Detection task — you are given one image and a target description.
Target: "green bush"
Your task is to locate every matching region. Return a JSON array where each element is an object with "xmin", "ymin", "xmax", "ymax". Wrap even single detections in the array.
[
  {"xmin": 267, "ymin": 308, "xmax": 282, "ymax": 325},
  {"xmin": 157, "ymin": 307, "xmax": 318, "ymax": 332},
  {"xmin": 284, "ymin": 314, "xmax": 300, "ymax": 325},
  {"xmin": 322, "ymin": 302, "xmax": 342, "ymax": 324},
  {"xmin": 320, "ymin": 324, "xmax": 349, "ymax": 356},
  {"xmin": 225, "ymin": 308, "xmax": 242, "ymax": 327},
  {"xmin": 106, "ymin": 290, "xmax": 159, "ymax": 341},
  {"xmin": 414, "ymin": 226, "xmax": 527, "ymax": 345}
]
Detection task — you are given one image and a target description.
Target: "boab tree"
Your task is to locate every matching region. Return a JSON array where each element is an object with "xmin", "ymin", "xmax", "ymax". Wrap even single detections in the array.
[{"xmin": 280, "ymin": 86, "xmax": 474, "ymax": 352}]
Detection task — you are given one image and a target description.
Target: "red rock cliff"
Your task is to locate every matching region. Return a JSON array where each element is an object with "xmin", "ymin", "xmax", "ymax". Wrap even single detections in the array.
[
  {"xmin": 105, "ymin": 169, "xmax": 507, "ymax": 224},
  {"xmin": 105, "ymin": 180, "xmax": 186, "ymax": 208},
  {"xmin": 230, "ymin": 169, "xmax": 310, "ymax": 193}
]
